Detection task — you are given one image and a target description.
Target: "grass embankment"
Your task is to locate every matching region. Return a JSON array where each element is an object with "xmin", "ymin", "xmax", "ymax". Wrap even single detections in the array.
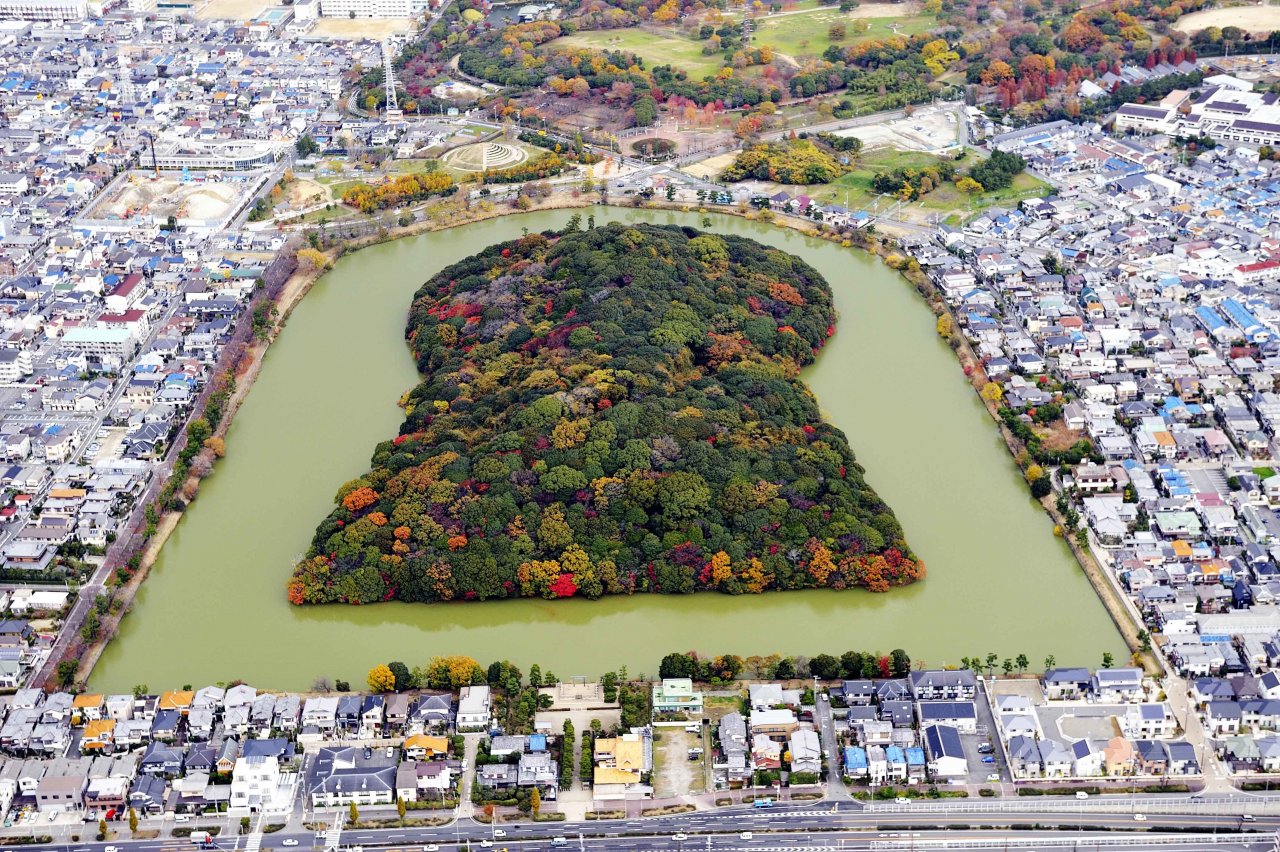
[
  {"xmin": 752, "ymin": 9, "xmax": 937, "ymax": 58},
  {"xmin": 547, "ymin": 29, "xmax": 723, "ymax": 78}
]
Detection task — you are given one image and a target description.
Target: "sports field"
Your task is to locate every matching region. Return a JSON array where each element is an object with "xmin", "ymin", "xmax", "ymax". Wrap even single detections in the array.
[
  {"xmin": 547, "ymin": 29, "xmax": 723, "ymax": 79},
  {"xmin": 195, "ymin": 0, "xmax": 270, "ymax": 21},
  {"xmin": 1175, "ymin": 4, "xmax": 1280, "ymax": 33},
  {"xmin": 307, "ymin": 17, "xmax": 419, "ymax": 38},
  {"xmin": 751, "ymin": 4, "xmax": 935, "ymax": 59}
]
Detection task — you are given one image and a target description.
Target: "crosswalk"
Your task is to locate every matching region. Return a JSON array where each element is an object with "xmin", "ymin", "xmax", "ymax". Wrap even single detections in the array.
[
  {"xmin": 242, "ymin": 812, "xmax": 265, "ymax": 852},
  {"xmin": 323, "ymin": 810, "xmax": 344, "ymax": 850}
]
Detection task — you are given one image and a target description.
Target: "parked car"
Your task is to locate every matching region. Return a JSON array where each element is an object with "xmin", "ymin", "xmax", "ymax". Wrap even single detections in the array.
[
  {"xmin": 986, "ymin": 774, "xmax": 1000, "ymax": 782},
  {"xmin": 981, "ymin": 756, "xmax": 995, "ymax": 764}
]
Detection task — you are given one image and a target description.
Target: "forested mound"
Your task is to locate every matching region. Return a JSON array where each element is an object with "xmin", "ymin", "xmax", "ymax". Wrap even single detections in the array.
[{"xmin": 288, "ymin": 223, "xmax": 922, "ymax": 605}]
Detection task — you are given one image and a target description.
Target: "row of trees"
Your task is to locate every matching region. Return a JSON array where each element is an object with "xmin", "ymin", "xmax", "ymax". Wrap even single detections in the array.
[
  {"xmin": 291, "ymin": 224, "xmax": 921, "ymax": 606},
  {"xmin": 658, "ymin": 648, "xmax": 912, "ymax": 682}
]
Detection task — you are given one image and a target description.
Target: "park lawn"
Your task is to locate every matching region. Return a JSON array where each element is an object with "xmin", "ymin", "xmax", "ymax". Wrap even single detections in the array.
[
  {"xmin": 810, "ymin": 148, "xmax": 943, "ymax": 208},
  {"xmin": 752, "ymin": 11, "xmax": 936, "ymax": 59},
  {"xmin": 547, "ymin": 30, "xmax": 723, "ymax": 79},
  {"xmin": 386, "ymin": 158, "xmax": 443, "ymax": 174},
  {"xmin": 918, "ymin": 170, "xmax": 1051, "ymax": 213},
  {"xmin": 806, "ymin": 148, "xmax": 1048, "ymax": 218}
]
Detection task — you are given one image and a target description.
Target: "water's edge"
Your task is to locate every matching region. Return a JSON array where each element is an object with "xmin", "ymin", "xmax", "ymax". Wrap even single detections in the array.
[{"xmin": 91, "ymin": 208, "xmax": 1125, "ymax": 692}]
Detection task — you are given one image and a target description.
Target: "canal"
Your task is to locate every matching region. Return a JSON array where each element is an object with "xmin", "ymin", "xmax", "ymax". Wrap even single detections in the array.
[{"xmin": 91, "ymin": 208, "xmax": 1125, "ymax": 692}]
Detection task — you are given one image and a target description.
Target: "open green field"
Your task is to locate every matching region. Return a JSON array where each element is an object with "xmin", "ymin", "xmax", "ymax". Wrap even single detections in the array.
[
  {"xmin": 812, "ymin": 148, "xmax": 940, "ymax": 209},
  {"xmin": 548, "ymin": 29, "xmax": 723, "ymax": 78},
  {"xmin": 920, "ymin": 170, "xmax": 1050, "ymax": 214},
  {"xmin": 810, "ymin": 148, "xmax": 1050, "ymax": 217},
  {"xmin": 751, "ymin": 9, "xmax": 936, "ymax": 58}
]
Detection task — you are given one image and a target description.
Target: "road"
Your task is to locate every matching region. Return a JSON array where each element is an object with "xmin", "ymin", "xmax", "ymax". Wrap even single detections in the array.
[
  {"xmin": 813, "ymin": 694, "xmax": 851, "ymax": 801},
  {"xmin": 34, "ymin": 803, "xmax": 1280, "ymax": 852}
]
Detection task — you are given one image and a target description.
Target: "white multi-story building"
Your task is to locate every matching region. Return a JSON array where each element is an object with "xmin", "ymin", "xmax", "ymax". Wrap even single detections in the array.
[
  {"xmin": 0, "ymin": 0, "xmax": 86, "ymax": 20},
  {"xmin": 0, "ymin": 349, "xmax": 33, "ymax": 384},
  {"xmin": 318, "ymin": 0, "xmax": 428, "ymax": 17},
  {"xmin": 1116, "ymin": 82, "xmax": 1280, "ymax": 149},
  {"xmin": 59, "ymin": 327, "xmax": 134, "ymax": 370}
]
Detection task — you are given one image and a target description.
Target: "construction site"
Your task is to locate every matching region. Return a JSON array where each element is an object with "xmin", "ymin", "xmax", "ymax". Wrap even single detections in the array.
[{"xmin": 77, "ymin": 169, "xmax": 271, "ymax": 234}]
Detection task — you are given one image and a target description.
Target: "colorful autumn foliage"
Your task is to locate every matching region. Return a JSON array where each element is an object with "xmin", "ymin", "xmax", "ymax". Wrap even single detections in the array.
[
  {"xmin": 289, "ymin": 224, "xmax": 920, "ymax": 606},
  {"xmin": 721, "ymin": 140, "xmax": 846, "ymax": 185},
  {"xmin": 341, "ymin": 172, "xmax": 456, "ymax": 214}
]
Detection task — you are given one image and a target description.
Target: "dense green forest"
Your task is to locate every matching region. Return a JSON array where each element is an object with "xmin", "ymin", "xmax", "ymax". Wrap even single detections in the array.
[{"xmin": 289, "ymin": 224, "xmax": 921, "ymax": 606}]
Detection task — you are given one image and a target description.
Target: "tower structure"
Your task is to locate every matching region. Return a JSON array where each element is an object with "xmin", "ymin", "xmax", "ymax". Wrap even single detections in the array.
[{"xmin": 382, "ymin": 40, "xmax": 404, "ymax": 123}]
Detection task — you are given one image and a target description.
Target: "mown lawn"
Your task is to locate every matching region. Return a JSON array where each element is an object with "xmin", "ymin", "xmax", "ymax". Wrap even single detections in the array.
[
  {"xmin": 547, "ymin": 29, "xmax": 723, "ymax": 78},
  {"xmin": 751, "ymin": 11, "xmax": 936, "ymax": 59}
]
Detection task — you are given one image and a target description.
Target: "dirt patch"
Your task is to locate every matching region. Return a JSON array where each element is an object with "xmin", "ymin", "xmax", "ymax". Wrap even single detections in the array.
[
  {"xmin": 845, "ymin": 1, "xmax": 922, "ymax": 18},
  {"xmin": 680, "ymin": 152, "xmax": 738, "ymax": 181},
  {"xmin": 285, "ymin": 178, "xmax": 330, "ymax": 209},
  {"xmin": 1035, "ymin": 420, "xmax": 1086, "ymax": 453},
  {"xmin": 702, "ymin": 694, "xmax": 743, "ymax": 723},
  {"xmin": 1175, "ymin": 5, "xmax": 1280, "ymax": 32},
  {"xmin": 196, "ymin": 0, "xmax": 271, "ymax": 20},
  {"xmin": 652, "ymin": 729, "xmax": 706, "ymax": 798},
  {"xmin": 833, "ymin": 105, "xmax": 961, "ymax": 152},
  {"xmin": 307, "ymin": 17, "xmax": 419, "ymax": 38}
]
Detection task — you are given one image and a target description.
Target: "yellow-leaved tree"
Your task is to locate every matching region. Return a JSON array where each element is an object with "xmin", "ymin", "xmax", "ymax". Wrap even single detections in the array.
[{"xmin": 367, "ymin": 664, "xmax": 395, "ymax": 693}]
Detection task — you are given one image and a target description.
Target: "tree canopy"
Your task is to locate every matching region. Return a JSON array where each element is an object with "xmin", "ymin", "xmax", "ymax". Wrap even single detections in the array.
[{"xmin": 289, "ymin": 224, "xmax": 921, "ymax": 606}]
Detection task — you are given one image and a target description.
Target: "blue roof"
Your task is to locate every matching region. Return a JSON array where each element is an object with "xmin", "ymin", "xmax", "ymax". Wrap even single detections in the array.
[{"xmin": 1195, "ymin": 305, "xmax": 1228, "ymax": 332}]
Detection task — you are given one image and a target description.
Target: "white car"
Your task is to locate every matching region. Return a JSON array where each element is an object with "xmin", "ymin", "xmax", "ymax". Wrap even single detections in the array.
[
  {"xmin": 282, "ymin": 842, "xmax": 299, "ymax": 848},
  {"xmin": 895, "ymin": 797, "xmax": 911, "ymax": 804},
  {"xmin": 986, "ymin": 774, "xmax": 1000, "ymax": 782},
  {"xmin": 174, "ymin": 815, "xmax": 190, "ymax": 822},
  {"xmin": 1133, "ymin": 814, "xmax": 1146, "ymax": 822},
  {"xmin": 672, "ymin": 834, "xmax": 688, "ymax": 841},
  {"xmin": 739, "ymin": 832, "xmax": 753, "ymax": 840},
  {"xmin": 424, "ymin": 846, "xmax": 440, "ymax": 852},
  {"xmin": 493, "ymin": 829, "xmax": 507, "ymax": 838},
  {"xmin": 105, "ymin": 847, "xmax": 119, "ymax": 852},
  {"xmin": 1075, "ymin": 792, "xmax": 1089, "ymax": 800},
  {"xmin": 480, "ymin": 842, "xmax": 492, "ymax": 849}
]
